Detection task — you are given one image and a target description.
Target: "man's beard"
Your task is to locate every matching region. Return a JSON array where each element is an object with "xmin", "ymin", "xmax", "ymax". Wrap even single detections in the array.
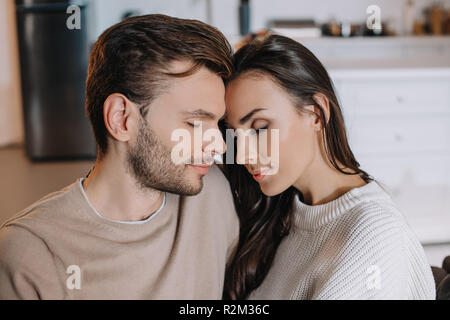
[{"xmin": 126, "ymin": 118, "xmax": 203, "ymax": 196}]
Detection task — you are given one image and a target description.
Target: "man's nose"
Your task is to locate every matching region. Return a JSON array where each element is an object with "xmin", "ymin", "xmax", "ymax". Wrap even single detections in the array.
[
  {"xmin": 202, "ymin": 128, "xmax": 226, "ymax": 158},
  {"xmin": 215, "ymin": 135, "xmax": 226, "ymax": 155}
]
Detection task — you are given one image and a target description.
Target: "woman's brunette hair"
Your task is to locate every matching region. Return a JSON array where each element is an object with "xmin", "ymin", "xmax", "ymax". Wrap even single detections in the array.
[{"xmin": 222, "ymin": 34, "xmax": 371, "ymax": 299}]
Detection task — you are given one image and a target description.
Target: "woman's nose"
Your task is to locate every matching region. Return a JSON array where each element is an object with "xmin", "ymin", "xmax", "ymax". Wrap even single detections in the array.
[{"xmin": 236, "ymin": 133, "xmax": 258, "ymax": 165}]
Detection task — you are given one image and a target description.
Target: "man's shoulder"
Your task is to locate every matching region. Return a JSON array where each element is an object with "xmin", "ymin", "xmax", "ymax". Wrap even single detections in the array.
[
  {"xmin": 0, "ymin": 223, "xmax": 49, "ymax": 264},
  {"xmin": 1, "ymin": 180, "xmax": 81, "ymax": 231},
  {"xmin": 0, "ymin": 222, "xmax": 64, "ymax": 300},
  {"xmin": 0, "ymin": 180, "xmax": 82, "ymax": 281}
]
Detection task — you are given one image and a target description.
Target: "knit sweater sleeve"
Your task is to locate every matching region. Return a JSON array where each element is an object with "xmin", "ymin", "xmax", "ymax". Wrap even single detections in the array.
[{"xmin": 311, "ymin": 204, "xmax": 419, "ymax": 300}]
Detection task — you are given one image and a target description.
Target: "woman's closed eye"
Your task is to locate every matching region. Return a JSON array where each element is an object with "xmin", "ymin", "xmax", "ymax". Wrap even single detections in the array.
[{"xmin": 252, "ymin": 119, "xmax": 270, "ymax": 133}]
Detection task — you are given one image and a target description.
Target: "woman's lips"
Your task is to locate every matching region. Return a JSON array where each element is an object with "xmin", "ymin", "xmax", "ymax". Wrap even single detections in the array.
[
  {"xmin": 251, "ymin": 170, "xmax": 267, "ymax": 182},
  {"xmin": 188, "ymin": 164, "xmax": 210, "ymax": 175}
]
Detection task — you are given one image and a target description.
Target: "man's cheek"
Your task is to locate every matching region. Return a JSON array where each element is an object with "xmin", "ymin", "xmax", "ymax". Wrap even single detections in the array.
[{"xmin": 170, "ymin": 130, "xmax": 192, "ymax": 165}]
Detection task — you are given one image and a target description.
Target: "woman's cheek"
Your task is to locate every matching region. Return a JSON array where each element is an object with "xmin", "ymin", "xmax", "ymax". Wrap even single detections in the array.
[
  {"xmin": 279, "ymin": 123, "xmax": 311, "ymax": 183},
  {"xmin": 264, "ymin": 139, "xmax": 294, "ymax": 194}
]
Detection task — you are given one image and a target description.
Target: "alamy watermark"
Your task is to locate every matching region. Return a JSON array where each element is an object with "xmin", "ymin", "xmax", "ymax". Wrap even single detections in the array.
[
  {"xmin": 66, "ymin": 5, "xmax": 81, "ymax": 30},
  {"xmin": 366, "ymin": 5, "xmax": 382, "ymax": 33},
  {"xmin": 366, "ymin": 265, "xmax": 381, "ymax": 291},
  {"xmin": 66, "ymin": 265, "xmax": 82, "ymax": 290},
  {"xmin": 171, "ymin": 121, "xmax": 280, "ymax": 175}
]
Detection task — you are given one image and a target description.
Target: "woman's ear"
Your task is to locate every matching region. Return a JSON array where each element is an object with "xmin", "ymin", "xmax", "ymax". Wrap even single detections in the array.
[
  {"xmin": 312, "ymin": 93, "xmax": 331, "ymax": 128},
  {"xmin": 103, "ymin": 93, "xmax": 136, "ymax": 143}
]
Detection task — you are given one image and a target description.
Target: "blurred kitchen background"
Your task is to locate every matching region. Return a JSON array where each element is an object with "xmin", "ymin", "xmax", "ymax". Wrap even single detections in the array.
[{"xmin": 1, "ymin": 0, "xmax": 450, "ymax": 266}]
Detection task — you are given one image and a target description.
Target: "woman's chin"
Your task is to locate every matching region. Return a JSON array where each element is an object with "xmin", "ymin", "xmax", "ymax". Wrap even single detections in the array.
[{"xmin": 259, "ymin": 179, "xmax": 287, "ymax": 197}]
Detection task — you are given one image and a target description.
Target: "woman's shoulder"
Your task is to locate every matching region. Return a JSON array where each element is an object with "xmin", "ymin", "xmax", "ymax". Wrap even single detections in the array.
[
  {"xmin": 336, "ymin": 181, "xmax": 411, "ymax": 246},
  {"xmin": 347, "ymin": 180, "xmax": 406, "ymax": 223}
]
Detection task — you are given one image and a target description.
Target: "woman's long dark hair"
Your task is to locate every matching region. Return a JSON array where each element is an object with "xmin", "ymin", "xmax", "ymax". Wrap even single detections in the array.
[{"xmin": 221, "ymin": 34, "xmax": 372, "ymax": 300}]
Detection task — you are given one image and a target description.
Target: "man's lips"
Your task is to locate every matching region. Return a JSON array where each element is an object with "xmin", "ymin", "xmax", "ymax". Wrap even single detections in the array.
[{"xmin": 188, "ymin": 164, "xmax": 211, "ymax": 175}]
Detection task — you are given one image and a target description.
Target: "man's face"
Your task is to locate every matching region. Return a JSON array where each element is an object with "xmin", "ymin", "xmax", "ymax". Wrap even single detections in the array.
[{"xmin": 127, "ymin": 61, "xmax": 226, "ymax": 196}]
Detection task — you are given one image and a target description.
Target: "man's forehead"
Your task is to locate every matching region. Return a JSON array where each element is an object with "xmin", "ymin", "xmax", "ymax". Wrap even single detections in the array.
[
  {"xmin": 164, "ymin": 59, "xmax": 224, "ymax": 84},
  {"xmin": 165, "ymin": 59, "xmax": 196, "ymax": 74},
  {"xmin": 152, "ymin": 60, "xmax": 226, "ymax": 117}
]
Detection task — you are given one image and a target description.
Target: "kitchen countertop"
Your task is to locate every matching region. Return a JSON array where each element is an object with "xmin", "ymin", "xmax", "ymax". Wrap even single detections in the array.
[{"xmin": 227, "ymin": 34, "xmax": 450, "ymax": 76}]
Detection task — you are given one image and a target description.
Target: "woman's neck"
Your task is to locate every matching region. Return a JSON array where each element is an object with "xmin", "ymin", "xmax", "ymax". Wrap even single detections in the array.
[{"xmin": 293, "ymin": 158, "xmax": 366, "ymax": 206}]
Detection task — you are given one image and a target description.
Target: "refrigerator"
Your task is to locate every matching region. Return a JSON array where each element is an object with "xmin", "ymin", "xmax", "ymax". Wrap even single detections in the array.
[{"xmin": 15, "ymin": 0, "xmax": 96, "ymax": 160}]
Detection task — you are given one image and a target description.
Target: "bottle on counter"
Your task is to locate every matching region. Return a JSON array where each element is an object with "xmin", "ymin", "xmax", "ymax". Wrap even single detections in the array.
[
  {"xmin": 430, "ymin": 4, "xmax": 443, "ymax": 35},
  {"xmin": 403, "ymin": 0, "xmax": 415, "ymax": 35}
]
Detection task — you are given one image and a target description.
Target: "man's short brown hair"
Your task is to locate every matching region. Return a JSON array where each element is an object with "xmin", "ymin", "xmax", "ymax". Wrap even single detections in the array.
[{"xmin": 86, "ymin": 14, "xmax": 233, "ymax": 156}]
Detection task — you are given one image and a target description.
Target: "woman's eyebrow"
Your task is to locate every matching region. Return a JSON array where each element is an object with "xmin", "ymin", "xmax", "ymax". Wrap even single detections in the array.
[{"xmin": 239, "ymin": 108, "xmax": 267, "ymax": 125}]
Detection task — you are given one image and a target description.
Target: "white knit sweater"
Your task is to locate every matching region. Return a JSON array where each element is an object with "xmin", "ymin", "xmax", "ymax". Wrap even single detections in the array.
[{"xmin": 248, "ymin": 181, "xmax": 436, "ymax": 300}]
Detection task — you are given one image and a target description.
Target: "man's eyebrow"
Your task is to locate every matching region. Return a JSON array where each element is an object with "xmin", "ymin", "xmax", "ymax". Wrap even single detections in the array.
[
  {"xmin": 239, "ymin": 108, "xmax": 267, "ymax": 124},
  {"xmin": 182, "ymin": 109, "xmax": 216, "ymax": 119}
]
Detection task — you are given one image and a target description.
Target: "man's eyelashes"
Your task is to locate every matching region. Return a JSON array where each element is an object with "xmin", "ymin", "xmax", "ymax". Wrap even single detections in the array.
[{"xmin": 186, "ymin": 122, "xmax": 202, "ymax": 128}]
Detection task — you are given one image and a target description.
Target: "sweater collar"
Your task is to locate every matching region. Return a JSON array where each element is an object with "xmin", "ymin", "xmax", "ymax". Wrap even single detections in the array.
[{"xmin": 293, "ymin": 181, "xmax": 388, "ymax": 231}]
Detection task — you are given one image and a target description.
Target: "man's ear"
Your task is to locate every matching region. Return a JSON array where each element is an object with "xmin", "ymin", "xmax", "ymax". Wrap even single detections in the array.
[
  {"xmin": 103, "ymin": 93, "xmax": 137, "ymax": 143},
  {"xmin": 311, "ymin": 93, "xmax": 331, "ymax": 130}
]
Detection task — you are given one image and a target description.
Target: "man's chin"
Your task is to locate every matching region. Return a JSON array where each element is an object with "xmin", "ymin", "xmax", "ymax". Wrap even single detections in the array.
[
  {"xmin": 183, "ymin": 186, "xmax": 203, "ymax": 196},
  {"xmin": 157, "ymin": 172, "xmax": 204, "ymax": 196},
  {"xmin": 181, "ymin": 172, "xmax": 205, "ymax": 196}
]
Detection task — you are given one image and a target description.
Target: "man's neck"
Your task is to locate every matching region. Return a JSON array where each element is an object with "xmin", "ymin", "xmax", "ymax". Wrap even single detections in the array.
[{"xmin": 82, "ymin": 152, "xmax": 165, "ymax": 223}]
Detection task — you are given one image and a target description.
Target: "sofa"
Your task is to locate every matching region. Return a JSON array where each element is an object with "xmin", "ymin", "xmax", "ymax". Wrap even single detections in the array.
[{"xmin": 431, "ymin": 256, "xmax": 450, "ymax": 300}]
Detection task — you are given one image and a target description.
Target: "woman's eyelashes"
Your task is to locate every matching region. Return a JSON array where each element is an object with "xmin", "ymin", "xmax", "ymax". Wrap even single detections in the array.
[{"xmin": 257, "ymin": 126, "xmax": 269, "ymax": 131}]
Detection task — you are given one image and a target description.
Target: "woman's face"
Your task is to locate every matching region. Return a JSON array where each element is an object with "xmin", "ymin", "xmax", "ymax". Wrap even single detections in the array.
[{"xmin": 225, "ymin": 73, "xmax": 320, "ymax": 196}]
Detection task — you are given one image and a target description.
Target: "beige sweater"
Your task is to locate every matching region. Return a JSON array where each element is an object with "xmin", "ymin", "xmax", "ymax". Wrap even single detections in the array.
[
  {"xmin": 249, "ymin": 181, "xmax": 436, "ymax": 300},
  {"xmin": 0, "ymin": 165, "xmax": 239, "ymax": 300}
]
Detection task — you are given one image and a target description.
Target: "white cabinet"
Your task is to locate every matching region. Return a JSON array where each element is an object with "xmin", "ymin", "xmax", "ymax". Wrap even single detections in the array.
[{"xmin": 331, "ymin": 68, "xmax": 450, "ymax": 244}]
